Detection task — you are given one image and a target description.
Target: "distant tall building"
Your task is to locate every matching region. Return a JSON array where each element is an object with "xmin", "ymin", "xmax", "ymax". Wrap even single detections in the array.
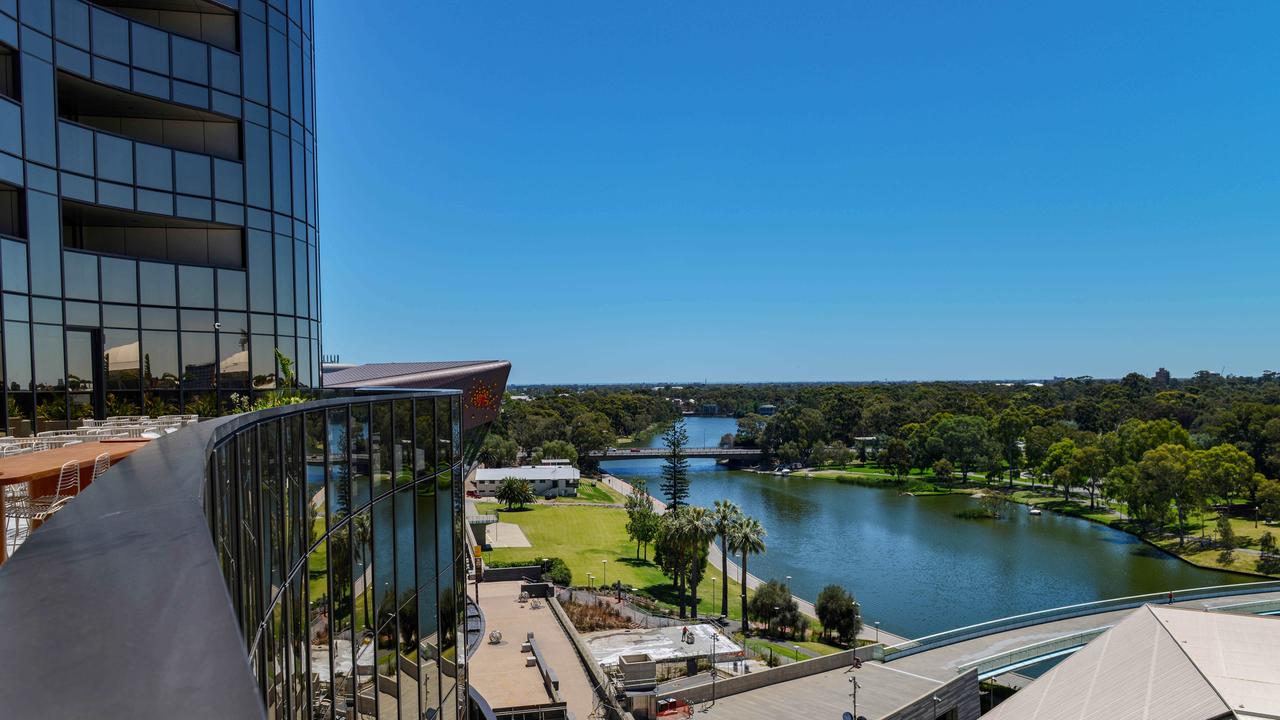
[{"xmin": 1154, "ymin": 367, "xmax": 1171, "ymax": 386}]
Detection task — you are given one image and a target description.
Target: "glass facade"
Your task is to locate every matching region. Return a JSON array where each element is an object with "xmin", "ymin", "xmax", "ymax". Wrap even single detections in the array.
[
  {"xmin": 0, "ymin": 0, "xmax": 321, "ymax": 434},
  {"xmin": 207, "ymin": 394, "xmax": 468, "ymax": 720}
]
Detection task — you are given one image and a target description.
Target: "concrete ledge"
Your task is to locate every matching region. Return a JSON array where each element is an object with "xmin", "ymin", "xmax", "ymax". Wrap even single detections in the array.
[{"xmin": 669, "ymin": 644, "xmax": 880, "ymax": 704}]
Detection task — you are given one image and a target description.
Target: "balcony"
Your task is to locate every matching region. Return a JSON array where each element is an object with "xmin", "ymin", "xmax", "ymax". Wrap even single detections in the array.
[
  {"xmin": 58, "ymin": 71, "xmax": 241, "ymax": 161},
  {"xmin": 62, "ymin": 199, "xmax": 244, "ymax": 267},
  {"xmin": 87, "ymin": 0, "xmax": 238, "ymax": 52}
]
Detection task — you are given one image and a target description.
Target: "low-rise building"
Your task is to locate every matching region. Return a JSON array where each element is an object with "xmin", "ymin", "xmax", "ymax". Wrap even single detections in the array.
[{"xmin": 476, "ymin": 464, "xmax": 581, "ymax": 497}]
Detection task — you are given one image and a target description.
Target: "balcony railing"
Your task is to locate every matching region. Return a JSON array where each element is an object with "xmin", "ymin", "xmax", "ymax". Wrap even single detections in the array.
[{"xmin": 0, "ymin": 389, "xmax": 463, "ymax": 719}]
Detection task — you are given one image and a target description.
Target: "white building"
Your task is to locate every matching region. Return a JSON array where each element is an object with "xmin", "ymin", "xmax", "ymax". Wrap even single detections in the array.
[{"xmin": 475, "ymin": 464, "xmax": 581, "ymax": 498}]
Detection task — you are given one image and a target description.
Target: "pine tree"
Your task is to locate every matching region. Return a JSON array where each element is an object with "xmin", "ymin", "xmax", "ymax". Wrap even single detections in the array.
[{"xmin": 660, "ymin": 420, "xmax": 691, "ymax": 509}]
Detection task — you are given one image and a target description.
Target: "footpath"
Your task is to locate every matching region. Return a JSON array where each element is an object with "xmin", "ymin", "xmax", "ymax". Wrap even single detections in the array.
[{"xmin": 598, "ymin": 473, "xmax": 908, "ymax": 646}]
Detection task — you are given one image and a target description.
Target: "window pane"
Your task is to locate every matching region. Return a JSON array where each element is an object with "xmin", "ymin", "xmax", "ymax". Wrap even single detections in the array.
[
  {"xmin": 63, "ymin": 251, "xmax": 98, "ymax": 300},
  {"xmin": 101, "ymin": 256, "xmax": 137, "ymax": 303},
  {"xmin": 104, "ymin": 328, "xmax": 140, "ymax": 389},
  {"xmin": 371, "ymin": 402, "xmax": 392, "ymax": 500},
  {"xmin": 4, "ymin": 320, "xmax": 31, "ymax": 391},
  {"xmin": 139, "ymin": 261, "xmax": 176, "ymax": 306},
  {"xmin": 179, "ymin": 265, "xmax": 215, "ymax": 308},
  {"xmin": 2, "ymin": 240, "xmax": 27, "ymax": 293},
  {"xmin": 393, "ymin": 400, "xmax": 412, "ymax": 487},
  {"xmin": 180, "ymin": 331, "xmax": 215, "ymax": 388},
  {"xmin": 350, "ymin": 404, "xmax": 371, "ymax": 509},
  {"xmin": 141, "ymin": 330, "xmax": 179, "ymax": 389},
  {"xmin": 326, "ymin": 406, "xmax": 349, "ymax": 523},
  {"xmin": 33, "ymin": 322, "xmax": 65, "ymax": 390},
  {"xmin": 305, "ymin": 410, "xmax": 325, "ymax": 543}
]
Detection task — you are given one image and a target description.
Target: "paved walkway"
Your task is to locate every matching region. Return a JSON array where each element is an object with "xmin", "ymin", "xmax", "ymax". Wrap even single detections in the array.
[
  {"xmin": 884, "ymin": 589, "xmax": 1280, "ymax": 687},
  {"xmin": 470, "ymin": 581, "xmax": 599, "ymax": 719}
]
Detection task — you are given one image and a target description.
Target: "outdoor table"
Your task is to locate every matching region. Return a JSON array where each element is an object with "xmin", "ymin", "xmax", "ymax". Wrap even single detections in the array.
[{"xmin": 0, "ymin": 439, "xmax": 150, "ymax": 566}]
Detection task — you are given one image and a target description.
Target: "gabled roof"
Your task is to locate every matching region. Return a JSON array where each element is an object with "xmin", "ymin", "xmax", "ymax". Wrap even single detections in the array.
[
  {"xmin": 475, "ymin": 466, "xmax": 580, "ymax": 481},
  {"xmin": 984, "ymin": 605, "xmax": 1280, "ymax": 720}
]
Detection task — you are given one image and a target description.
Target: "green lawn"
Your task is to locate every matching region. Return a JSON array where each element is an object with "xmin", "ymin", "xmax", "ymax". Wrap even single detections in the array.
[
  {"xmin": 477, "ymin": 502, "xmax": 749, "ymax": 618},
  {"xmin": 546, "ymin": 480, "xmax": 626, "ymax": 504},
  {"xmin": 794, "ymin": 640, "xmax": 844, "ymax": 655}
]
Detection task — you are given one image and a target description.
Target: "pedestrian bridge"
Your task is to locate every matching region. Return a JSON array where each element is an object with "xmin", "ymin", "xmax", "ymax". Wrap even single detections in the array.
[
  {"xmin": 588, "ymin": 447, "xmax": 764, "ymax": 461},
  {"xmin": 875, "ymin": 581, "xmax": 1280, "ymax": 682}
]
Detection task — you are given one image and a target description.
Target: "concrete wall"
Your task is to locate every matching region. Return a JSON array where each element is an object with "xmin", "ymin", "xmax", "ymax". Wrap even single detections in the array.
[
  {"xmin": 881, "ymin": 670, "xmax": 980, "ymax": 720},
  {"xmin": 669, "ymin": 645, "xmax": 879, "ymax": 704},
  {"xmin": 484, "ymin": 566, "xmax": 544, "ymax": 583},
  {"xmin": 546, "ymin": 595, "xmax": 635, "ymax": 720}
]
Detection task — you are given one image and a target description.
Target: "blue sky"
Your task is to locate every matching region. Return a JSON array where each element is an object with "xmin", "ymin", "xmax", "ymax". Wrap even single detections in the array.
[{"xmin": 315, "ymin": 2, "xmax": 1280, "ymax": 384}]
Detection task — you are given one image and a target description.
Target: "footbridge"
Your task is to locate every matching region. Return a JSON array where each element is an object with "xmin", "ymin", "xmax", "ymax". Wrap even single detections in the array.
[
  {"xmin": 873, "ymin": 580, "xmax": 1280, "ymax": 683},
  {"xmin": 588, "ymin": 447, "xmax": 764, "ymax": 462}
]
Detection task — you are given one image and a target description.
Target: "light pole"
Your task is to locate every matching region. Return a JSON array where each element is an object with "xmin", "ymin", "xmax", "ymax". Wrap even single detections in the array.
[
  {"xmin": 587, "ymin": 573, "xmax": 594, "ymax": 589},
  {"xmin": 773, "ymin": 605, "xmax": 780, "ymax": 638},
  {"xmin": 709, "ymin": 632, "xmax": 718, "ymax": 707},
  {"xmin": 792, "ymin": 644, "xmax": 800, "ymax": 662},
  {"xmin": 874, "ymin": 621, "xmax": 880, "ymax": 644},
  {"xmin": 602, "ymin": 560, "xmax": 608, "ymax": 587},
  {"xmin": 848, "ymin": 674, "xmax": 861, "ymax": 720}
]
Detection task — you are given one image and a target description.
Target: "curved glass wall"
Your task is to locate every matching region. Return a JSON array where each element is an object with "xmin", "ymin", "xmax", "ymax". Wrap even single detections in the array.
[
  {"xmin": 207, "ymin": 393, "xmax": 466, "ymax": 720},
  {"xmin": 0, "ymin": 0, "xmax": 321, "ymax": 434}
]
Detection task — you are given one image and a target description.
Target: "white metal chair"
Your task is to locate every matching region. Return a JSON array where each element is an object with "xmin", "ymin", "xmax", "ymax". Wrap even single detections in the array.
[
  {"xmin": 90, "ymin": 452, "xmax": 111, "ymax": 485},
  {"xmin": 19, "ymin": 460, "xmax": 82, "ymax": 520},
  {"xmin": 3, "ymin": 481, "xmax": 31, "ymax": 555}
]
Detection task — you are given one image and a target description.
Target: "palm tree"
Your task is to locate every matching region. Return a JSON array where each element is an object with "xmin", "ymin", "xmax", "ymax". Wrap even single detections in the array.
[
  {"xmin": 682, "ymin": 506, "xmax": 716, "ymax": 616},
  {"xmin": 710, "ymin": 500, "xmax": 742, "ymax": 616},
  {"xmin": 728, "ymin": 515, "xmax": 766, "ymax": 635},
  {"xmin": 496, "ymin": 477, "xmax": 535, "ymax": 510}
]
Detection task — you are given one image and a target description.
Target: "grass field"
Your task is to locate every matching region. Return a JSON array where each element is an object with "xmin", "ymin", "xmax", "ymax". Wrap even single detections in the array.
[
  {"xmin": 545, "ymin": 480, "xmax": 626, "ymax": 504},
  {"xmin": 477, "ymin": 502, "xmax": 750, "ymax": 618}
]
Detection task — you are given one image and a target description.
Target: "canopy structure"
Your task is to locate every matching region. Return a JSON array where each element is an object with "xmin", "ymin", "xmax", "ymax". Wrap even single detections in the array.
[{"xmin": 985, "ymin": 604, "xmax": 1280, "ymax": 720}]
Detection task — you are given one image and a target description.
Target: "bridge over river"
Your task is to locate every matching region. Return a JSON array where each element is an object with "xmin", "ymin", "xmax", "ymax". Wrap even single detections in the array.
[{"xmin": 588, "ymin": 447, "xmax": 764, "ymax": 462}]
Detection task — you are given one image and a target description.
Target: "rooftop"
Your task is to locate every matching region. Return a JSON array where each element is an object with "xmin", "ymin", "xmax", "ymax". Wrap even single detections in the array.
[
  {"xmin": 984, "ymin": 604, "xmax": 1280, "ymax": 720},
  {"xmin": 476, "ymin": 466, "xmax": 581, "ymax": 481},
  {"xmin": 694, "ymin": 660, "xmax": 945, "ymax": 720}
]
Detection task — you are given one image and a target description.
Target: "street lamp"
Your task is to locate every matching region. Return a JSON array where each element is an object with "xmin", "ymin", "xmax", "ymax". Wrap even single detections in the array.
[
  {"xmin": 773, "ymin": 605, "xmax": 780, "ymax": 637},
  {"xmin": 587, "ymin": 573, "xmax": 594, "ymax": 589},
  {"xmin": 710, "ymin": 577, "xmax": 717, "ymax": 617},
  {"xmin": 792, "ymin": 644, "xmax": 800, "ymax": 661},
  {"xmin": 874, "ymin": 621, "xmax": 880, "ymax": 644},
  {"xmin": 602, "ymin": 560, "xmax": 608, "ymax": 587}
]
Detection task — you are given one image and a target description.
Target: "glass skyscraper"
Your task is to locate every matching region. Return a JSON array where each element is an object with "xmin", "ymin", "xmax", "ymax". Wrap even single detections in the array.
[{"xmin": 0, "ymin": 0, "xmax": 321, "ymax": 433}]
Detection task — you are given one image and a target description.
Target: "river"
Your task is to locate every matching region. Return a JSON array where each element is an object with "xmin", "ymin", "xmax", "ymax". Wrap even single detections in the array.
[{"xmin": 600, "ymin": 416, "xmax": 1253, "ymax": 638}]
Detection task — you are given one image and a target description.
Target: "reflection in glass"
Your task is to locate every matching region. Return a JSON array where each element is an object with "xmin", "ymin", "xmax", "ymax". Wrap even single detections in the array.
[
  {"xmin": 327, "ymin": 408, "xmax": 350, "ymax": 523},
  {"xmin": 305, "ymin": 411, "xmax": 326, "ymax": 544},
  {"xmin": 5, "ymin": 321, "xmax": 31, "ymax": 391},
  {"xmin": 33, "ymin": 324, "xmax": 65, "ymax": 390},
  {"xmin": 393, "ymin": 400, "xmax": 412, "ymax": 487},
  {"xmin": 141, "ymin": 330, "xmax": 179, "ymax": 389},
  {"xmin": 307, "ymin": 542, "xmax": 331, "ymax": 719},
  {"xmin": 417, "ymin": 482, "xmax": 440, "ymax": 716},
  {"xmin": 218, "ymin": 329, "xmax": 250, "ymax": 388},
  {"xmin": 372, "ymin": 498, "xmax": 395, "ymax": 635},
  {"xmin": 351, "ymin": 509, "xmax": 376, "ymax": 719},
  {"xmin": 415, "ymin": 398, "xmax": 434, "ymax": 480},
  {"xmin": 329, "ymin": 523, "xmax": 353, "ymax": 718},
  {"xmin": 181, "ymin": 332, "xmax": 217, "ymax": 388},
  {"xmin": 350, "ymin": 404, "xmax": 371, "ymax": 508},
  {"xmin": 371, "ymin": 402, "xmax": 392, "ymax": 499}
]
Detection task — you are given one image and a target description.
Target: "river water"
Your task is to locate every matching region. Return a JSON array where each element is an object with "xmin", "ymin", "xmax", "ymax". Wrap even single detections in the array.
[{"xmin": 600, "ymin": 416, "xmax": 1252, "ymax": 638}]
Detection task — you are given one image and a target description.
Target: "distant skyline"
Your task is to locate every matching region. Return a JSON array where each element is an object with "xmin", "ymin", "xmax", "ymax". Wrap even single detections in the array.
[{"xmin": 316, "ymin": 2, "xmax": 1280, "ymax": 385}]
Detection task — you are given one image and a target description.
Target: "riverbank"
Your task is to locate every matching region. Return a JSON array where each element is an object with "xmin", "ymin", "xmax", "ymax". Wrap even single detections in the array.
[{"xmin": 969, "ymin": 487, "xmax": 1280, "ymax": 580}]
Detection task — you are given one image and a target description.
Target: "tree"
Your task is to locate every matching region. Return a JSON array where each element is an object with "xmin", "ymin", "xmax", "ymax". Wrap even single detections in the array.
[
  {"xmin": 735, "ymin": 414, "xmax": 768, "ymax": 447},
  {"xmin": 934, "ymin": 415, "xmax": 991, "ymax": 478},
  {"xmin": 1257, "ymin": 532, "xmax": 1280, "ymax": 575},
  {"xmin": 1216, "ymin": 514, "xmax": 1236, "ymax": 565},
  {"xmin": 728, "ymin": 515, "xmax": 766, "ymax": 634},
  {"xmin": 682, "ymin": 506, "xmax": 715, "ymax": 615},
  {"xmin": 1138, "ymin": 444, "xmax": 1202, "ymax": 546},
  {"xmin": 814, "ymin": 585, "xmax": 861, "ymax": 644},
  {"xmin": 1041, "ymin": 439, "xmax": 1078, "ymax": 501},
  {"xmin": 1259, "ymin": 478, "xmax": 1280, "ymax": 522},
  {"xmin": 931, "ymin": 458, "xmax": 954, "ymax": 483},
  {"xmin": 1195, "ymin": 444, "xmax": 1254, "ymax": 506},
  {"xmin": 992, "ymin": 410, "xmax": 1030, "ymax": 486},
  {"xmin": 660, "ymin": 420, "xmax": 691, "ymax": 509},
  {"xmin": 625, "ymin": 480, "xmax": 659, "ymax": 560},
  {"xmin": 569, "ymin": 411, "xmax": 614, "ymax": 457},
  {"xmin": 749, "ymin": 580, "xmax": 802, "ymax": 639},
  {"xmin": 496, "ymin": 477, "xmax": 535, "ymax": 510},
  {"xmin": 710, "ymin": 500, "xmax": 742, "ymax": 617},
  {"xmin": 879, "ymin": 438, "xmax": 911, "ymax": 481},
  {"xmin": 479, "ymin": 434, "xmax": 518, "ymax": 468},
  {"xmin": 536, "ymin": 439, "xmax": 578, "ymax": 466},
  {"xmin": 1072, "ymin": 444, "xmax": 1111, "ymax": 509}
]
